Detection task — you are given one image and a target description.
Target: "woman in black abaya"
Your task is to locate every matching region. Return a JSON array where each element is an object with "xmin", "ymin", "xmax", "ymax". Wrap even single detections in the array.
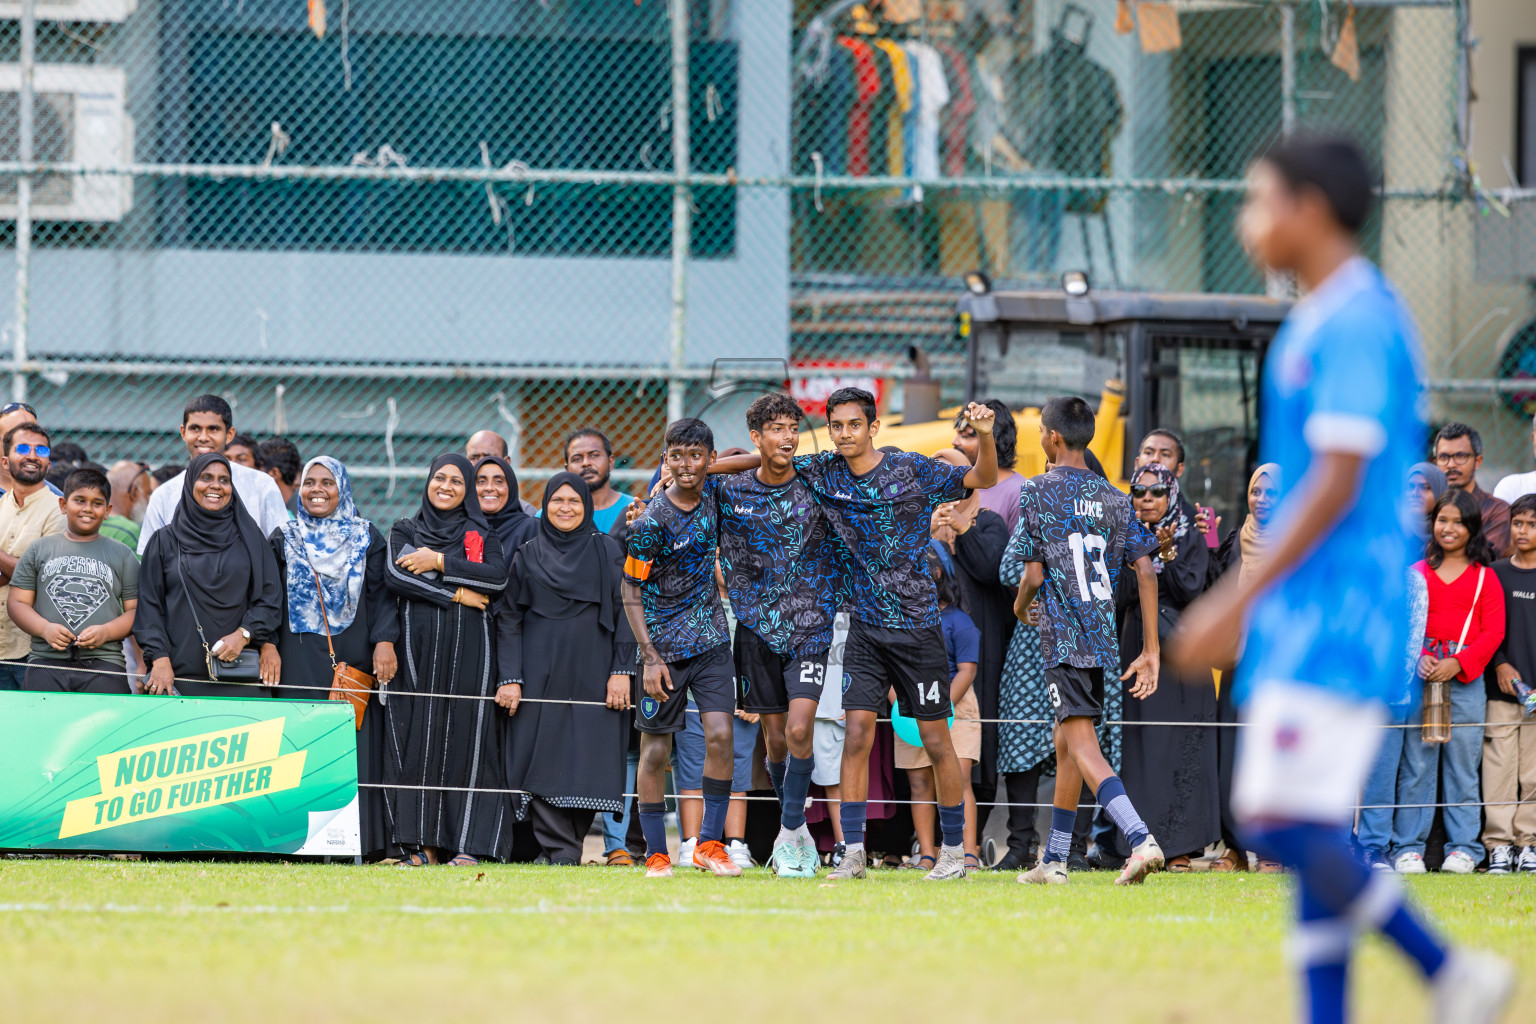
[
  {"xmin": 475, "ymin": 455, "xmax": 537, "ymax": 562},
  {"xmin": 137, "ymin": 453, "xmax": 282, "ymax": 698},
  {"xmin": 495, "ymin": 473, "xmax": 636, "ymax": 865},
  {"xmin": 271, "ymin": 456, "xmax": 400, "ymax": 859},
  {"xmin": 1115, "ymin": 461, "xmax": 1219, "ymax": 870},
  {"xmin": 384, "ymin": 454, "xmax": 512, "ymax": 866}
]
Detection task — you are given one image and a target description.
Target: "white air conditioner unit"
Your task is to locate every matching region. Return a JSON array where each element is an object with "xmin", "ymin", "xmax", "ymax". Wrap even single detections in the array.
[
  {"xmin": 0, "ymin": 0, "xmax": 137, "ymax": 21},
  {"xmin": 0, "ymin": 64, "xmax": 133, "ymax": 222}
]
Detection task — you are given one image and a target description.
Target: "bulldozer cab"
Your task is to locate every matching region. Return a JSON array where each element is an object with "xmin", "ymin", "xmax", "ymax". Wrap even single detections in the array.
[{"xmin": 957, "ymin": 286, "xmax": 1290, "ymax": 527}]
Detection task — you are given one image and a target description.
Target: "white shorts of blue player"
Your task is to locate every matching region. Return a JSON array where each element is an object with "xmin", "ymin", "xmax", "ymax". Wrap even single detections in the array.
[{"xmin": 1234, "ymin": 680, "xmax": 1513, "ymax": 1024}]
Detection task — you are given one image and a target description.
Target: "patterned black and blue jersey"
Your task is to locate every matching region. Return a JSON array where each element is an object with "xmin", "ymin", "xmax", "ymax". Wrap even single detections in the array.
[
  {"xmin": 794, "ymin": 450, "xmax": 969, "ymax": 630},
  {"xmin": 999, "ymin": 466, "xmax": 1158, "ymax": 670},
  {"xmin": 624, "ymin": 485, "xmax": 728, "ymax": 662},
  {"xmin": 716, "ymin": 470, "xmax": 845, "ymax": 657}
]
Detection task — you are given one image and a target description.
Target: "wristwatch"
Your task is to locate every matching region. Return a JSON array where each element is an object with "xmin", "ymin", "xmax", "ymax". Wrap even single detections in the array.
[{"xmin": 238, "ymin": 627, "xmax": 252, "ymax": 642}]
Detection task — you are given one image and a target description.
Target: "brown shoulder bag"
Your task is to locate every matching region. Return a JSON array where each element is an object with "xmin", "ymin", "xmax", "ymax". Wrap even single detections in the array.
[{"xmin": 311, "ymin": 567, "xmax": 375, "ymax": 730}]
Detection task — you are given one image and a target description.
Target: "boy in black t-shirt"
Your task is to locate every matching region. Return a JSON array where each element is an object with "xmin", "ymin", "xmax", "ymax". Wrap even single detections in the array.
[{"xmin": 1483, "ymin": 493, "xmax": 1536, "ymax": 874}]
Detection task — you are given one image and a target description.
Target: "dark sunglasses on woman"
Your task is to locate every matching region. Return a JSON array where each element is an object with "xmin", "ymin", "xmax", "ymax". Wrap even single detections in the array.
[
  {"xmin": 1130, "ymin": 483, "xmax": 1169, "ymax": 499},
  {"xmin": 0, "ymin": 402, "xmax": 35, "ymax": 417}
]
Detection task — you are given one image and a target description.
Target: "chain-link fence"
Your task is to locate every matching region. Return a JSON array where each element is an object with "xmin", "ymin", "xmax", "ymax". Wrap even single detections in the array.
[{"xmin": 0, "ymin": 0, "xmax": 1528, "ymax": 522}]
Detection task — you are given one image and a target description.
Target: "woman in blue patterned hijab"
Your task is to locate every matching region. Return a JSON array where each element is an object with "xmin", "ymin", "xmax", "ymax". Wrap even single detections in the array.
[{"xmin": 280, "ymin": 456, "xmax": 374, "ymax": 635}]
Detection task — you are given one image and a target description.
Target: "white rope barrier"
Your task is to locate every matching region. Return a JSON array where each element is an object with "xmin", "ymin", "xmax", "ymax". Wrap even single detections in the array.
[{"xmin": 26, "ymin": 661, "xmax": 1529, "ymax": 730}]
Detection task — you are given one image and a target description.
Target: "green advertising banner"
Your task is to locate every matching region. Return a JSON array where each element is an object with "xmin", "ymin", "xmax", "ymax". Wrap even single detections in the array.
[{"xmin": 0, "ymin": 692, "xmax": 360, "ymax": 855}]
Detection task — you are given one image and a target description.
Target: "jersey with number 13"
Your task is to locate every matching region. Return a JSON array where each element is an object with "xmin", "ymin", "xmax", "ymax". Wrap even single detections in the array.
[{"xmin": 1001, "ymin": 465, "xmax": 1159, "ymax": 670}]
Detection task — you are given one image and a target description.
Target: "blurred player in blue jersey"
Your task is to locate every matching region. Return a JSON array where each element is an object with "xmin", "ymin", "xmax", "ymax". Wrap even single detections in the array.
[{"xmin": 1174, "ymin": 134, "xmax": 1513, "ymax": 1024}]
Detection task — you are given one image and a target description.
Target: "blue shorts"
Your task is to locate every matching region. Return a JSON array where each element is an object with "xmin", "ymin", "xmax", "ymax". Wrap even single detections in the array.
[{"xmin": 673, "ymin": 701, "xmax": 760, "ymax": 791}]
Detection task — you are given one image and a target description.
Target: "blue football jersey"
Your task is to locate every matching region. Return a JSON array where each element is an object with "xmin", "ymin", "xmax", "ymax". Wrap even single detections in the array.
[
  {"xmin": 624, "ymin": 484, "xmax": 729, "ymax": 662},
  {"xmin": 716, "ymin": 470, "xmax": 845, "ymax": 657},
  {"xmin": 1239, "ymin": 257, "xmax": 1425, "ymax": 704}
]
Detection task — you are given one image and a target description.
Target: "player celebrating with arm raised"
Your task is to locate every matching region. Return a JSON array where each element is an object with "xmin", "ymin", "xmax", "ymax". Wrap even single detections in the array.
[
  {"xmin": 795, "ymin": 389, "xmax": 997, "ymax": 881},
  {"xmin": 1007, "ymin": 396, "xmax": 1166, "ymax": 886},
  {"xmin": 622, "ymin": 418, "xmax": 741, "ymax": 879},
  {"xmin": 1173, "ymin": 134, "xmax": 1512, "ymax": 1024}
]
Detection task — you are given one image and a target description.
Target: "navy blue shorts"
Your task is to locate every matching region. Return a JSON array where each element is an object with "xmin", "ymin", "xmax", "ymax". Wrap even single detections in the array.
[
  {"xmin": 733, "ymin": 622, "xmax": 828, "ymax": 714},
  {"xmin": 634, "ymin": 644, "xmax": 734, "ymax": 735}
]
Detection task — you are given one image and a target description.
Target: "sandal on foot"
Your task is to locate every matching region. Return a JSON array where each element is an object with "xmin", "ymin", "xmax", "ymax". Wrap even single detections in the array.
[
  {"xmin": 1257, "ymin": 858, "xmax": 1283, "ymax": 874},
  {"xmin": 964, "ymin": 853, "xmax": 983, "ymax": 873},
  {"xmin": 1166, "ymin": 855, "xmax": 1193, "ymax": 873},
  {"xmin": 395, "ymin": 850, "xmax": 431, "ymax": 868},
  {"xmin": 447, "ymin": 854, "xmax": 479, "ymax": 867},
  {"xmin": 904, "ymin": 855, "xmax": 937, "ymax": 871},
  {"xmin": 606, "ymin": 849, "xmax": 635, "ymax": 867},
  {"xmin": 1211, "ymin": 847, "xmax": 1248, "ymax": 872}
]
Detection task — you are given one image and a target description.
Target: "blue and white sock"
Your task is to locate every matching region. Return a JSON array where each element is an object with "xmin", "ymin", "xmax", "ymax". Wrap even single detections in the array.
[
  {"xmin": 766, "ymin": 756, "xmax": 787, "ymax": 806},
  {"xmin": 781, "ymin": 755, "xmax": 814, "ymax": 831},
  {"xmin": 1248, "ymin": 822, "xmax": 1450, "ymax": 993},
  {"xmin": 1295, "ymin": 880, "xmax": 1351, "ymax": 1024},
  {"xmin": 700, "ymin": 776, "xmax": 731, "ymax": 843},
  {"xmin": 1095, "ymin": 776, "xmax": 1149, "ymax": 849},
  {"xmin": 937, "ymin": 801, "xmax": 965, "ymax": 849},
  {"xmin": 1042, "ymin": 806, "xmax": 1076, "ymax": 864},
  {"xmin": 840, "ymin": 801, "xmax": 868, "ymax": 849},
  {"xmin": 638, "ymin": 802, "xmax": 668, "ymax": 859}
]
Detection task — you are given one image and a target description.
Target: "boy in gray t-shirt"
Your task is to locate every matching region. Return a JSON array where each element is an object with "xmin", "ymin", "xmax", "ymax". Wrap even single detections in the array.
[{"xmin": 8, "ymin": 467, "xmax": 138, "ymax": 693}]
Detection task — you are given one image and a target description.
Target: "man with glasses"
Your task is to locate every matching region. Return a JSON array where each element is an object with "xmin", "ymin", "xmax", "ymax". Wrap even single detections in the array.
[
  {"xmin": 0, "ymin": 402, "xmax": 62, "ymax": 497},
  {"xmin": 0, "ymin": 421, "xmax": 64, "ymax": 689},
  {"xmin": 1435, "ymin": 421, "xmax": 1511, "ymax": 557}
]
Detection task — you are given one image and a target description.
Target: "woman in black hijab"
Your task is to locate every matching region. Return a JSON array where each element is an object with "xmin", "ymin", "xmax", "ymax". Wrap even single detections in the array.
[
  {"xmin": 383, "ymin": 454, "xmax": 512, "ymax": 866},
  {"xmin": 494, "ymin": 473, "xmax": 636, "ymax": 865},
  {"xmin": 474, "ymin": 456, "xmax": 537, "ymax": 567},
  {"xmin": 137, "ymin": 453, "xmax": 283, "ymax": 698}
]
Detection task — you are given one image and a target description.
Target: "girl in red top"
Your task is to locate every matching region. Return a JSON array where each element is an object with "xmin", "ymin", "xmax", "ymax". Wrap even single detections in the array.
[{"xmin": 1398, "ymin": 490, "xmax": 1505, "ymax": 874}]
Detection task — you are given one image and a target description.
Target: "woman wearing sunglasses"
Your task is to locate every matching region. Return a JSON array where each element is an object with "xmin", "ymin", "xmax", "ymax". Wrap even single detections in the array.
[{"xmin": 1115, "ymin": 461, "xmax": 1220, "ymax": 873}]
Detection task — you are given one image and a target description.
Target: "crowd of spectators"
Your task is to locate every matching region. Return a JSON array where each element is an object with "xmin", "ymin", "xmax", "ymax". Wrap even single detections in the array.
[{"xmin": 0, "ymin": 392, "xmax": 1530, "ymax": 874}]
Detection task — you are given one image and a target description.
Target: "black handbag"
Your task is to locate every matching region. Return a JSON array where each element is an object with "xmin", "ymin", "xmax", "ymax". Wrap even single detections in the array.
[{"xmin": 176, "ymin": 557, "xmax": 263, "ymax": 683}]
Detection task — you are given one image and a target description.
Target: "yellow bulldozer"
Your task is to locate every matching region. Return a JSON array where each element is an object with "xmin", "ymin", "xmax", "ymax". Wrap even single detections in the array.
[{"xmin": 798, "ymin": 280, "xmax": 1289, "ymax": 525}]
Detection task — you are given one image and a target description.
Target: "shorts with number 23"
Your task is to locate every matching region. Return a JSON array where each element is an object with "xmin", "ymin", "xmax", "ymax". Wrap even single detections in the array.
[{"xmin": 842, "ymin": 620, "xmax": 953, "ymax": 721}]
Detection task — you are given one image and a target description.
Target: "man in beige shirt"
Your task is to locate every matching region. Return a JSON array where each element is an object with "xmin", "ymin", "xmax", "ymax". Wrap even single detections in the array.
[{"xmin": 0, "ymin": 420, "xmax": 64, "ymax": 688}]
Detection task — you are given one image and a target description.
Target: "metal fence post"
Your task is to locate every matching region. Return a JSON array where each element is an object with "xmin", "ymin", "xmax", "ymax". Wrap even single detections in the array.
[
  {"xmin": 12, "ymin": 0, "xmax": 34, "ymax": 405},
  {"xmin": 1280, "ymin": 3, "xmax": 1296, "ymax": 138},
  {"xmin": 667, "ymin": 0, "xmax": 690, "ymax": 425}
]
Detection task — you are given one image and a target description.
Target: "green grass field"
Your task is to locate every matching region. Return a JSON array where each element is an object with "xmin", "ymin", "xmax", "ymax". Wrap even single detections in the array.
[{"xmin": 0, "ymin": 860, "xmax": 1529, "ymax": 1023}]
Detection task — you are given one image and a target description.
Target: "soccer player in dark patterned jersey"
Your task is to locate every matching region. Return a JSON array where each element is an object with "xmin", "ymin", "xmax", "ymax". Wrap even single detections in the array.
[
  {"xmin": 704, "ymin": 393, "xmax": 847, "ymax": 878},
  {"xmin": 720, "ymin": 388, "xmax": 998, "ymax": 881},
  {"xmin": 1006, "ymin": 396, "xmax": 1167, "ymax": 885},
  {"xmin": 622, "ymin": 418, "xmax": 741, "ymax": 879}
]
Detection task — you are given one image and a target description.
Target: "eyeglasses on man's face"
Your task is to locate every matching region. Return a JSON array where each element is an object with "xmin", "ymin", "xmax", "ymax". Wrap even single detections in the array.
[
  {"xmin": 11, "ymin": 443, "xmax": 49, "ymax": 458},
  {"xmin": 1130, "ymin": 484, "xmax": 1169, "ymax": 499},
  {"xmin": 1434, "ymin": 451, "xmax": 1475, "ymax": 466}
]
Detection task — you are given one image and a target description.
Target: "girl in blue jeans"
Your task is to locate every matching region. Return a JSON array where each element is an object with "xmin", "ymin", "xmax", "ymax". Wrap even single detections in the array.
[{"xmin": 1394, "ymin": 489, "xmax": 1505, "ymax": 874}]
